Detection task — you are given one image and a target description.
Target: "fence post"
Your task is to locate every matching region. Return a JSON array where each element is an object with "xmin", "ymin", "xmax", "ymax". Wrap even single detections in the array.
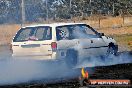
[
  {"xmin": 21, "ymin": 0, "xmax": 25, "ymax": 27},
  {"xmin": 122, "ymin": 15, "xmax": 124, "ymax": 26},
  {"xmin": 99, "ymin": 15, "xmax": 101, "ymax": 28}
]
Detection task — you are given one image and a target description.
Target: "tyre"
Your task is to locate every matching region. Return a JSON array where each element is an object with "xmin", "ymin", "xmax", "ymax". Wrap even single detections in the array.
[
  {"xmin": 107, "ymin": 43, "xmax": 118, "ymax": 56},
  {"xmin": 65, "ymin": 49, "xmax": 78, "ymax": 68}
]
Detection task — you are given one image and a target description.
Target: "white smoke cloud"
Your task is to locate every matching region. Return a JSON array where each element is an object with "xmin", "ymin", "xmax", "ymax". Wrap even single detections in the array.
[
  {"xmin": 0, "ymin": 45, "xmax": 77, "ymax": 85},
  {"xmin": 0, "ymin": 46, "xmax": 131, "ymax": 85},
  {"xmin": 76, "ymin": 52, "xmax": 132, "ymax": 68},
  {"xmin": 0, "ymin": 59, "xmax": 78, "ymax": 85}
]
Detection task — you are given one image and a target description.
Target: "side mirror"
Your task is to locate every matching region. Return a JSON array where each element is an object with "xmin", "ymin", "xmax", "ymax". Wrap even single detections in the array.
[{"xmin": 99, "ymin": 33, "xmax": 104, "ymax": 36}]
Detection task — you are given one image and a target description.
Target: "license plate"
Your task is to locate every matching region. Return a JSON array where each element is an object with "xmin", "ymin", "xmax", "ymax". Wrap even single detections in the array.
[{"xmin": 21, "ymin": 44, "xmax": 40, "ymax": 48}]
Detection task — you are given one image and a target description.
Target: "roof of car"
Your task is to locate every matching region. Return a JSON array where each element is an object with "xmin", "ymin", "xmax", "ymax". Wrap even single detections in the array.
[{"xmin": 22, "ymin": 23, "xmax": 85, "ymax": 28}]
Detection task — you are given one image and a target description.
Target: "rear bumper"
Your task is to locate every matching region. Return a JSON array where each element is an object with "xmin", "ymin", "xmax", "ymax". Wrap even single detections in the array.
[
  {"xmin": 12, "ymin": 50, "xmax": 67, "ymax": 60},
  {"xmin": 12, "ymin": 52, "xmax": 57, "ymax": 60}
]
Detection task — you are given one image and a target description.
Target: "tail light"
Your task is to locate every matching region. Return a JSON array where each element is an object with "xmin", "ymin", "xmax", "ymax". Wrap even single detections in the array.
[{"xmin": 51, "ymin": 42, "xmax": 57, "ymax": 51}]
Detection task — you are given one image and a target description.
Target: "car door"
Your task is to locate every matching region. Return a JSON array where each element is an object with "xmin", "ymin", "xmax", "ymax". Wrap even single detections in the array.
[{"xmin": 72, "ymin": 24, "xmax": 108, "ymax": 57}]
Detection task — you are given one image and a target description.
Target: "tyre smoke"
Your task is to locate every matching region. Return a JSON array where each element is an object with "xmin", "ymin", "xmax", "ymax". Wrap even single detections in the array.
[{"xmin": 76, "ymin": 52, "xmax": 132, "ymax": 68}]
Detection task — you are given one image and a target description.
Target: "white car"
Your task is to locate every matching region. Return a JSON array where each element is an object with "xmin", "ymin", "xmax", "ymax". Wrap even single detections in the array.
[{"xmin": 11, "ymin": 23, "xmax": 118, "ymax": 66}]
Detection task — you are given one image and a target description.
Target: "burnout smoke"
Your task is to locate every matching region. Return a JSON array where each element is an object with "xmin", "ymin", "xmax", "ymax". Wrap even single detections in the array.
[
  {"xmin": 0, "ymin": 46, "xmax": 131, "ymax": 85},
  {"xmin": 0, "ymin": 58, "xmax": 80, "ymax": 85},
  {"xmin": 76, "ymin": 52, "xmax": 132, "ymax": 68},
  {"xmin": 0, "ymin": 46, "xmax": 79, "ymax": 85}
]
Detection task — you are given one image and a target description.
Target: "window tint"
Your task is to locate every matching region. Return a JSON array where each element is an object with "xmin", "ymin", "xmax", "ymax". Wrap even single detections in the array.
[
  {"xmin": 56, "ymin": 24, "xmax": 99, "ymax": 40},
  {"xmin": 34, "ymin": 27, "xmax": 51, "ymax": 40},
  {"xmin": 15, "ymin": 28, "xmax": 32, "ymax": 42},
  {"xmin": 35, "ymin": 28, "xmax": 44, "ymax": 40},
  {"xmin": 13, "ymin": 26, "xmax": 52, "ymax": 42}
]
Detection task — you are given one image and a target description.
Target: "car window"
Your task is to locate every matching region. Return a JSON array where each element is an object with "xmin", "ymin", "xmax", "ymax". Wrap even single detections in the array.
[
  {"xmin": 56, "ymin": 24, "xmax": 99, "ymax": 40},
  {"xmin": 14, "ymin": 28, "xmax": 32, "ymax": 42},
  {"xmin": 33, "ymin": 27, "xmax": 51, "ymax": 40},
  {"xmin": 13, "ymin": 26, "xmax": 52, "ymax": 42},
  {"xmin": 56, "ymin": 27, "xmax": 70, "ymax": 40},
  {"xmin": 72, "ymin": 25, "xmax": 98, "ymax": 39}
]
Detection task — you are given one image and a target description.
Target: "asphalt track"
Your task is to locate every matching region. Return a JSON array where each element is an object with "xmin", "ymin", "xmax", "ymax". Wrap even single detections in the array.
[{"xmin": 1, "ymin": 63, "xmax": 132, "ymax": 88}]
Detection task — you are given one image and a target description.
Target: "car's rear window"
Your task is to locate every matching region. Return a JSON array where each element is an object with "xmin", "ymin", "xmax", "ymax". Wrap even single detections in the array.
[
  {"xmin": 13, "ymin": 26, "xmax": 52, "ymax": 42},
  {"xmin": 56, "ymin": 24, "xmax": 99, "ymax": 40}
]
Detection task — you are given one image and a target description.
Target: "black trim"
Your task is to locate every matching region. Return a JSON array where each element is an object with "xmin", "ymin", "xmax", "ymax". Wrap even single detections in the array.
[{"xmin": 83, "ymin": 46, "xmax": 108, "ymax": 49}]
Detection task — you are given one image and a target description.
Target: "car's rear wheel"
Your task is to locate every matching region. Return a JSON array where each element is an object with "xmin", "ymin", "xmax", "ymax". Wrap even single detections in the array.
[{"xmin": 65, "ymin": 49, "xmax": 78, "ymax": 68}]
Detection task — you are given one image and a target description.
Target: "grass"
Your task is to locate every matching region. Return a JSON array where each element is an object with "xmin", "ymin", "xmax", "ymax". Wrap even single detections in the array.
[
  {"xmin": 0, "ymin": 24, "xmax": 21, "ymax": 45},
  {"xmin": 98, "ymin": 26, "xmax": 132, "ymax": 35},
  {"xmin": 112, "ymin": 34, "xmax": 132, "ymax": 51},
  {"xmin": 0, "ymin": 16, "xmax": 132, "ymax": 51}
]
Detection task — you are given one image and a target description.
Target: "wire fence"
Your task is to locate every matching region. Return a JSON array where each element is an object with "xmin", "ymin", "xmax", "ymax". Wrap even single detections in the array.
[
  {"xmin": 0, "ymin": 0, "xmax": 132, "ymax": 24},
  {"xmin": 0, "ymin": 0, "xmax": 132, "ymax": 45}
]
